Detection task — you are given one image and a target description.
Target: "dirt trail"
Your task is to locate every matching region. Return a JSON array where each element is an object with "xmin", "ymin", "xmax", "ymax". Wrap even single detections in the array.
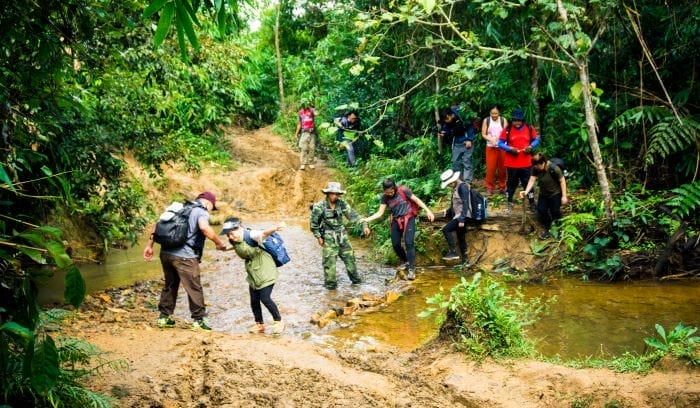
[{"xmin": 70, "ymin": 127, "xmax": 699, "ymax": 407}]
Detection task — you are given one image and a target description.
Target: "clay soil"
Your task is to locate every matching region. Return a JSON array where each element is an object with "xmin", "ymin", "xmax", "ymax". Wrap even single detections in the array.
[{"xmin": 65, "ymin": 127, "xmax": 699, "ymax": 407}]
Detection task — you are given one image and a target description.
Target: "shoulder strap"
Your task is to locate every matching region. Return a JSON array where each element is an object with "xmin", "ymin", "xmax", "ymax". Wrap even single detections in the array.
[
  {"xmin": 243, "ymin": 229, "xmax": 258, "ymax": 247},
  {"xmin": 500, "ymin": 117, "xmax": 504, "ymax": 127}
]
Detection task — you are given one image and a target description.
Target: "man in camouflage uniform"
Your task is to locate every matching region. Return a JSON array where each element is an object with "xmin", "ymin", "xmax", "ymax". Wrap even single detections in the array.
[{"xmin": 310, "ymin": 182, "xmax": 370, "ymax": 289}]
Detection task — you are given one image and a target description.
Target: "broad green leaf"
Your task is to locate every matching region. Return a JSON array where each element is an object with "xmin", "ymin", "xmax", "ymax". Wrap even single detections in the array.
[
  {"xmin": 31, "ymin": 336, "xmax": 60, "ymax": 394},
  {"xmin": 176, "ymin": 16, "xmax": 188, "ymax": 62},
  {"xmin": 420, "ymin": 0, "xmax": 435, "ymax": 14},
  {"xmin": 36, "ymin": 226, "xmax": 63, "ymax": 240},
  {"xmin": 64, "ymin": 265, "xmax": 86, "ymax": 308},
  {"xmin": 143, "ymin": 0, "xmax": 169, "ymax": 18},
  {"xmin": 45, "ymin": 241, "xmax": 72, "ymax": 268},
  {"xmin": 180, "ymin": 0, "xmax": 200, "ymax": 26},
  {"xmin": 153, "ymin": 2, "xmax": 175, "ymax": 48},
  {"xmin": 446, "ymin": 64, "xmax": 460, "ymax": 72},
  {"xmin": 176, "ymin": 0, "xmax": 200, "ymax": 50},
  {"xmin": 570, "ymin": 81, "xmax": 583, "ymax": 101},
  {"xmin": 17, "ymin": 246, "xmax": 46, "ymax": 264},
  {"xmin": 0, "ymin": 322, "xmax": 33, "ymax": 346},
  {"xmin": 0, "ymin": 164, "xmax": 16, "ymax": 193}
]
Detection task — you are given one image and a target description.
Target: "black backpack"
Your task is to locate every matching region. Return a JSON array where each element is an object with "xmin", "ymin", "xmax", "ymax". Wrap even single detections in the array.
[
  {"xmin": 466, "ymin": 187, "xmax": 488, "ymax": 222},
  {"xmin": 153, "ymin": 201, "xmax": 201, "ymax": 249},
  {"xmin": 505, "ymin": 124, "xmax": 535, "ymax": 145},
  {"xmin": 548, "ymin": 158, "xmax": 567, "ymax": 179}
]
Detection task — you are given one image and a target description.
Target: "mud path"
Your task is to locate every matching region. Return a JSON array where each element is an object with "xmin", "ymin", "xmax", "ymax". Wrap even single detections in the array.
[{"xmin": 70, "ymin": 127, "xmax": 700, "ymax": 408}]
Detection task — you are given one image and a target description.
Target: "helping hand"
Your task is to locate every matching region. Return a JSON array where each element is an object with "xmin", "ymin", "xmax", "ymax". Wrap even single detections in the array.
[
  {"xmin": 508, "ymin": 147, "xmax": 519, "ymax": 156},
  {"xmin": 524, "ymin": 146, "xmax": 532, "ymax": 154}
]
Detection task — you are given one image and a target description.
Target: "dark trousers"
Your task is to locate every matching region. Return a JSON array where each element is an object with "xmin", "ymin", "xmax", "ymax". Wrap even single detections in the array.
[
  {"xmin": 442, "ymin": 219, "xmax": 467, "ymax": 261},
  {"xmin": 537, "ymin": 193, "xmax": 563, "ymax": 230},
  {"xmin": 391, "ymin": 217, "xmax": 416, "ymax": 270},
  {"xmin": 158, "ymin": 253, "xmax": 206, "ymax": 320},
  {"xmin": 506, "ymin": 167, "xmax": 534, "ymax": 204},
  {"xmin": 249, "ymin": 284, "xmax": 281, "ymax": 324}
]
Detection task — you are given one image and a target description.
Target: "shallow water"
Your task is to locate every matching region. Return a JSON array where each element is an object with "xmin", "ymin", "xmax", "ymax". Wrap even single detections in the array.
[{"xmin": 38, "ymin": 222, "xmax": 700, "ymax": 360}]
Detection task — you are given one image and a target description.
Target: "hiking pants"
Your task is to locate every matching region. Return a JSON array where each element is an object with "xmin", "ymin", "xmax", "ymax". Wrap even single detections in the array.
[
  {"xmin": 321, "ymin": 229, "xmax": 361, "ymax": 289},
  {"xmin": 485, "ymin": 146, "xmax": 507, "ymax": 191},
  {"xmin": 391, "ymin": 216, "xmax": 416, "ymax": 270},
  {"xmin": 249, "ymin": 284, "xmax": 281, "ymax": 324},
  {"xmin": 158, "ymin": 253, "xmax": 206, "ymax": 320},
  {"xmin": 298, "ymin": 131, "xmax": 315, "ymax": 166},
  {"xmin": 537, "ymin": 193, "xmax": 563, "ymax": 231},
  {"xmin": 341, "ymin": 138, "xmax": 356, "ymax": 166},
  {"xmin": 442, "ymin": 219, "xmax": 468, "ymax": 262},
  {"xmin": 452, "ymin": 141, "xmax": 474, "ymax": 183},
  {"xmin": 506, "ymin": 167, "xmax": 534, "ymax": 205}
]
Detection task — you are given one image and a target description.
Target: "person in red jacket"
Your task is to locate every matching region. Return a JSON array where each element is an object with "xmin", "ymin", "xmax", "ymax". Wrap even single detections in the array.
[{"xmin": 498, "ymin": 108, "xmax": 539, "ymax": 212}]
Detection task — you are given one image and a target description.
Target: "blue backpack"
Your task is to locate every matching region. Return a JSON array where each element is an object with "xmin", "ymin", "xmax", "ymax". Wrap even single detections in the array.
[{"xmin": 243, "ymin": 230, "xmax": 291, "ymax": 267}]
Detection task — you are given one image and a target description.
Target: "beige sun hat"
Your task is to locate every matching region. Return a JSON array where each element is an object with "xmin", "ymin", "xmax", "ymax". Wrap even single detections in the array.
[
  {"xmin": 321, "ymin": 181, "xmax": 346, "ymax": 194},
  {"xmin": 440, "ymin": 169, "xmax": 461, "ymax": 188}
]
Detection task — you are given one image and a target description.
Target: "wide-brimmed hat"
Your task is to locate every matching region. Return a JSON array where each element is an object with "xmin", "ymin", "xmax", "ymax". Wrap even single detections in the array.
[
  {"xmin": 321, "ymin": 182, "xmax": 346, "ymax": 194},
  {"xmin": 510, "ymin": 108, "xmax": 525, "ymax": 121},
  {"xmin": 440, "ymin": 169, "xmax": 461, "ymax": 188},
  {"xmin": 219, "ymin": 217, "xmax": 241, "ymax": 235},
  {"xmin": 196, "ymin": 191, "xmax": 217, "ymax": 210}
]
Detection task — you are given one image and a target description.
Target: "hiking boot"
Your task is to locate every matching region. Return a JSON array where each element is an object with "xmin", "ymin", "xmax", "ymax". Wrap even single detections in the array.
[
  {"xmin": 248, "ymin": 323, "xmax": 265, "ymax": 334},
  {"xmin": 539, "ymin": 230, "xmax": 551, "ymax": 239},
  {"xmin": 299, "ymin": 165, "xmax": 306, "ymax": 170},
  {"xmin": 406, "ymin": 269, "xmax": 416, "ymax": 280},
  {"xmin": 156, "ymin": 315, "xmax": 176, "ymax": 329},
  {"xmin": 191, "ymin": 318, "xmax": 212, "ymax": 332},
  {"xmin": 272, "ymin": 320, "xmax": 285, "ymax": 335},
  {"xmin": 442, "ymin": 251, "xmax": 460, "ymax": 261}
]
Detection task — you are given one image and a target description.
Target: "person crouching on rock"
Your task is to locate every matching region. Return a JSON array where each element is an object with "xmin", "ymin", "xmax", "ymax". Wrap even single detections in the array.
[{"xmin": 221, "ymin": 217, "xmax": 285, "ymax": 335}]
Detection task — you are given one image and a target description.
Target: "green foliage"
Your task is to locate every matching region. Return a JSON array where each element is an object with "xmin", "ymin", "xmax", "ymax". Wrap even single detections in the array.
[
  {"xmin": 644, "ymin": 323, "xmax": 699, "ymax": 365},
  {"xmin": 420, "ymin": 273, "xmax": 543, "ymax": 358},
  {"xmin": 666, "ymin": 181, "xmax": 700, "ymax": 220}
]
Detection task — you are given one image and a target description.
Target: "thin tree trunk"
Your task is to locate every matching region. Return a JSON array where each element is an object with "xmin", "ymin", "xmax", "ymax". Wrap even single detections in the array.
[
  {"xmin": 434, "ymin": 50, "xmax": 442, "ymax": 153},
  {"xmin": 275, "ymin": 5, "xmax": 285, "ymax": 111},
  {"xmin": 578, "ymin": 59, "xmax": 614, "ymax": 220},
  {"xmin": 530, "ymin": 58, "xmax": 540, "ymax": 131}
]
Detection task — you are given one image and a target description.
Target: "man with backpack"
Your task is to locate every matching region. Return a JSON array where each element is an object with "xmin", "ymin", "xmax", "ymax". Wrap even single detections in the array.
[
  {"xmin": 143, "ymin": 191, "xmax": 227, "ymax": 331},
  {"xmin": 439, "ymin": 169, "xmax": 471, "ymax": 266},
  {"xmin": 360, "ymin": 178, "xmax": 435, "ymax": 280},
  {"xmin": 310, "ymin": 182, "xmax": 369, "ymax": 289},
  {"xmin": 294, "ymin": 98, "xmax": 316, "ymax": 171},
  {"xmin": 520, "ymin": 153, "xmax": 568, "ymax": 239},
  {"xmin": 334, "ymin": 110, "xmax": 361, "ymax": 166},
  {"xmin": 498, "ymin": 108, "xmax": 540, "ymax": 213},
  {"xmin": 438, "ymin": 106, "xmax": 475, "ymax": 184}
]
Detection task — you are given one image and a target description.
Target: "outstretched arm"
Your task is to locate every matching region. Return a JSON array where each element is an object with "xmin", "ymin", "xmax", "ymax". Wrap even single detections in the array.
[
  {"xmin": 261, "ymin": 223, "xmax": 285, "ymax": 240},
  {"xmin": 411, "ymin": 195, "xmax": 434, "ymax": 222},
  {"xmin": 361, "ymin": 203, "xmax": 387, "ymax": 223}
]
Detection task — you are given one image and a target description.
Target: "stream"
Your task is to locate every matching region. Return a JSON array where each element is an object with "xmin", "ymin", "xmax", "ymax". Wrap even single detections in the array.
[{"xmin": 39, "ymin": 222, "xmax": 700, "ymax": 360}]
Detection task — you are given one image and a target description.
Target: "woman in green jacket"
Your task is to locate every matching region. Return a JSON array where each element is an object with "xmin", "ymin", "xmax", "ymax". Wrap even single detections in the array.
[{"xmin": 221, "ymin": 217, "xmax": 284, "ymax": 335}]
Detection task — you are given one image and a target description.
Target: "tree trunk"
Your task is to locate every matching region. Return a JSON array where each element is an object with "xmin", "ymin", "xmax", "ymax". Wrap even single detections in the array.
[
  {"xmin": 578, "ymin": 59, "xmax": 614, "ymax": 221},
  {"xmin": 530, "ymin": 58, "xmax": 541, "ymax": 131},
  {"xmin": 275, "ymin": 5, "xmax": 285, "ymax": 111}
]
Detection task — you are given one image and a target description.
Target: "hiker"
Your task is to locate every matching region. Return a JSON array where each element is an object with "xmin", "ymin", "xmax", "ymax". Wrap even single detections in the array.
[
  {"xmin": 438, "ymin": 106, "xmax": 475, "ymax": 184},
  {"xmin": 439, "ymin": 169, "xmax": 470, "ymax": 265},
  {"xmin": 360, "ymin": 178, "xmax": 435, "ymax": 280},
  {"xmin": 310, "ymin": 182, "xmax": 370, "ymax": 289},
  {"xmin": 294, "ymin": 98, "xmax": 316, "ymax": 171},
  {"xmin": 334, "ymin": 110, "xmax": 361, "ymax": 166},
  {"xmin": 498, "ymin": 108, "xmax": 539, "ymax": 212},
  {"xmin": 221, "ymin": 217, "xmax": 285, "ymax": 335},
  {"xmin": 143, "ymin": 191, "xmax": 227, "ymax": 331},
  {"xmin": 481, "ymin": 104, "xmax": 508, "ymax": 195},
  {"xmin": 520, "ymin": 153, "xmax": 568, "ymax": 239}
]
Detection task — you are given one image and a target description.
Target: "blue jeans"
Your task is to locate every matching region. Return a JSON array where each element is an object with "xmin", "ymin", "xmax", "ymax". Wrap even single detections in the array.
[{"xmin": 452, "ymin": 141, "xmax": 473, "ymax": 183}]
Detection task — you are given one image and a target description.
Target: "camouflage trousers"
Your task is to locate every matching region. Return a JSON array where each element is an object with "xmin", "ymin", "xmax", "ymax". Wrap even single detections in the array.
[
  {"xmin": 298, "ymin": 131, "xmax": 316, "ymax": 166},
  {"xmin": 321, "ymin": 229, "xmax": 361, "ymax": 289}
]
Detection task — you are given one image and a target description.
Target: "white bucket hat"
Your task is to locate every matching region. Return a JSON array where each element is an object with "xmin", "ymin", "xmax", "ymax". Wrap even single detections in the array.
[
  {"xmin": 321, "ymin": 181, "xmax": 346, "ymax": 194},
  {"xmin": 440, "ymin": 169, "xmax": 461, "ymax": 188}
]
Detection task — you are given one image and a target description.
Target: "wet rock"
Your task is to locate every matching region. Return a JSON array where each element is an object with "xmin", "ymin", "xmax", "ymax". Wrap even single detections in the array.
[
  {"xmin": 101, "ymin": 310, "xmax": 116, "ymax": 323},
  {"xmin": 322, "ymin": 310, "xmax": 337, "ymax": 320},
  {"xmin": 384, "ymin": 291, "xmax": 401, "ymax": 304},
  {"xmin": 318, "ymin": 318, "xmax": 332, "ymax": 328},
  {"xmin": 99, "ymin": 293, "xmax": 112, "ymax": 303},
  {"xmin": 310, "ymin": 312, "xmax": 321, "ymax": 324},
  {"xmin": 342, "ymin": 305, "xmax": 358, "ymax": 316}
]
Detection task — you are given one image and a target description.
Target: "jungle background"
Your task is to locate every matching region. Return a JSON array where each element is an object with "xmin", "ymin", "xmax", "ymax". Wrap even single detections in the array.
[{"xmin": 1, "ymin": 0, "xmax": 698, "ymax": 407}]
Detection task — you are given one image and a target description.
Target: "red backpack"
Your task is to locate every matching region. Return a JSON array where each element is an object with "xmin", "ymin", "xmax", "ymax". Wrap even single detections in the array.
[{"xmin": 396, "ymin": 186, "xmax": 420, "ymax": 218}]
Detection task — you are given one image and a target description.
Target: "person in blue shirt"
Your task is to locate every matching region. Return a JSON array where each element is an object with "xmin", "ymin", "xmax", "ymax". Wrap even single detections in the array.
[{"xmin": 334, "ymin": 110, "xmax": 361, "ymax": 166}]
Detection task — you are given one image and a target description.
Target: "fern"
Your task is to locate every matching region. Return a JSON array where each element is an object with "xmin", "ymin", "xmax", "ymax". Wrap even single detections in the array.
[
  {"xmin": 666, "ymin": 181, "xmax": 700, "ymax": 220},
  {"xmin": 609, "ymin": 105, "xmax": 671, "ymax": 130},
  {"xmin": 558, "ymin": 213, "xmax": 598, "ymax": 251},
  {"xmin": 646, "ymin": 116, "xmax": 700, "ymax": 166}
]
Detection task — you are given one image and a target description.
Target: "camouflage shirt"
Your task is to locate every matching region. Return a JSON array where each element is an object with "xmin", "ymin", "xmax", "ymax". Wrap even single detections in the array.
[{"xmin": 310, "ymin": 197, "xmax": 364, "ymax": 238}]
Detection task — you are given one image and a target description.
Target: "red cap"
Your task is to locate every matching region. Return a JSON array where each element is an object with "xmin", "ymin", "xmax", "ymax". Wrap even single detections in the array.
[{"xmin": 196, "ymin": 191, "xmax": 217, "ymax": 210}]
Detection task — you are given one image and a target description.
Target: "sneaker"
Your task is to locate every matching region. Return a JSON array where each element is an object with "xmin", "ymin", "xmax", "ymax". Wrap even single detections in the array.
[
  {"xmin": 248, "ymin": 323, "xmax": 265, "ymax": 334},
  {"xmin": 299, "ymin": 165, "xmax": 306, "ymax": 170},
  {"xmin": 272, "ymin": 320, "xmax": 285, "ymax": 335},
  {"xmin": 397, "ymin": 262, "xmax": 409, "ymax": 271},
  {"xmin": 191, "ymin": 319, "xmax": 212, "ymax": 332},
  {"xmin": 442, "ymin": 251, "xmax": 460, "ymax": 261},
  {"xmin": 406, "ymin": 269, "xmax": 416, "ymax": 280},
  {"xmin": 539, "ymin": 230, "xmax": 551, "ymax": 239},
  {"xmin": 505, "ymin": 202, "xmax": 513, "ymax": 213},
  {"xmin": 156, "ymin": 315, "xmax": 176, "ymax": 328}
]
